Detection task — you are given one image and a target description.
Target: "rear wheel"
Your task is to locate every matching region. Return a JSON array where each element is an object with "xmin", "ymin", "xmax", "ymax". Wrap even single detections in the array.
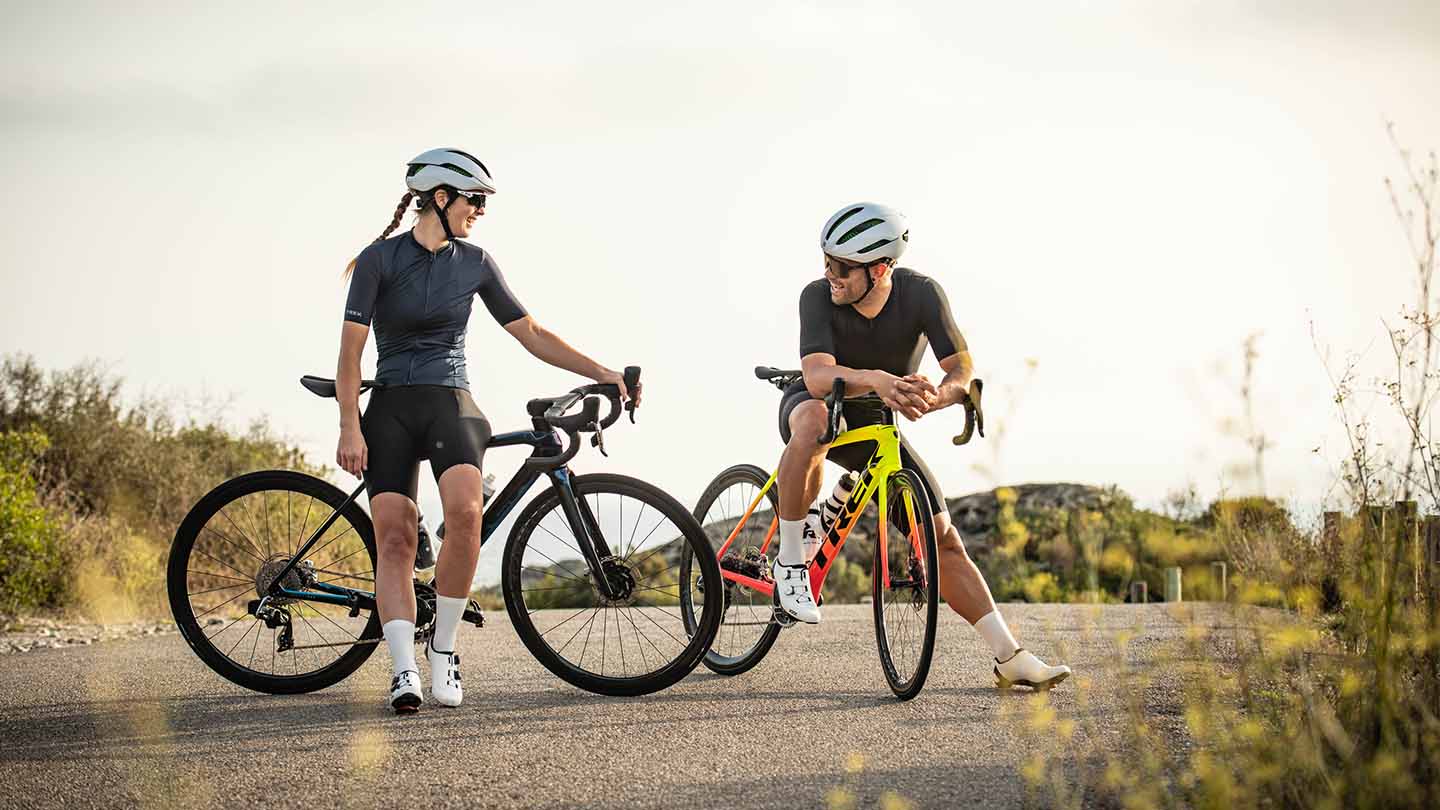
[
  {"xmin": 167, "ymin": 471, "xmax": 379, "ymax": 694},
  {"xmin": 502, "ymin": 473, "xmax": 722, "ymax": 696},
  {"xmin": 682, "ymin": 464, "xmax": 784, "ymax": 676},
  {"xmin": 872, "ymin": 468, "xmax": 939, "ymax": 700}
]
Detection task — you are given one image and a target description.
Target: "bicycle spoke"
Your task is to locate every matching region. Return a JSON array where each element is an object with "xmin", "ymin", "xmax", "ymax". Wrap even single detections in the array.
[
  {"xmin": 199, "ymin": 524, "xmax": 266, "ymax": 564},
  {"xmin": 195, "ymin": 588, "xmax": 252, "ymax": 621},
  {"xmin": 188, "ymin": 581, "xmax": 253, "ymax": 598},
  {"xmin": 191, "ymin": 545, "xmax": 254, "ymax": 581}
]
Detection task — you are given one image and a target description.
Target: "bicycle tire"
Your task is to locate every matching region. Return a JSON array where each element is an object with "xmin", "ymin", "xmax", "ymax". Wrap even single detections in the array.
[
  {"xmin": 683, "ymin": 464, "xmax": 784, "ymax": 676},
  {"xmin": 872, "ymin": 468, "xmax": 939, "ymax": 700},
  {"xmin": 502, "ymin": 473, "xmax": 722, "ymax": 696},
  {"xmin": 167, "ymin": 470, "xmax": 380, "ymax": 695}
]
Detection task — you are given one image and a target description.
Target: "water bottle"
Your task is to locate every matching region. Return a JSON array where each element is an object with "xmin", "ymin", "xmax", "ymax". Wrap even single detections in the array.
[
  {"xmin": 415, "ymin": 516, "xmax": 438, "ymax": 570},
  {"xmin": 818, "ymin": 471, "xmax": 860, "ymax": 533}
]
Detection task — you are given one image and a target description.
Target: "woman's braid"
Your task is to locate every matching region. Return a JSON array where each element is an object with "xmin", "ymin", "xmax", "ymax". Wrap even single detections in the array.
[
  {"xmin": 376, "ymin": 192, "xmax": 415, "ymax": 242},
  {"xmin": 344, "ymin": 192, "xmax": 415, "ymax": 277}
]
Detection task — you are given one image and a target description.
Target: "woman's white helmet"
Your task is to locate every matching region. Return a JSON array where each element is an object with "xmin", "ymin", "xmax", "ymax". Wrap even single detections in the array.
[
  {"xmin": 405, "ymin": 148, "xmax": 497, "ymax": 194},
  {"xmin": 820, "ymin": 202, "xmax": 908, "ymax": 263}
]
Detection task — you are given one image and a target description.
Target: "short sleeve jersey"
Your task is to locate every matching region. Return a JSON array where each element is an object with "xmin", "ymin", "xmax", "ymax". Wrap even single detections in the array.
[
  {"xmin": 343, "ymin": 231, "xmax": 527, "ymax": 389},
  {"xmin": 798, "ymin": 267, "xmax": 965, "ymax": 375}
]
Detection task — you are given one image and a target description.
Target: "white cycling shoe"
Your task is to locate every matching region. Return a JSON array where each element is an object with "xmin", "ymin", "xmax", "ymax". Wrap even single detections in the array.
[
  {"xmin": 389, "ymin": 669, "xmax": 424, "ymax": 714},
  {"xmin": 772, "ymin": 559, "xmax": 820, "ymax": 624},
  {"xmin": 426, "ymin": 639, "xmax": 464, "ymax": 707},
  {"xmin": 994, "ymin": 648, "xmax": 1071, "ymax": 691}
]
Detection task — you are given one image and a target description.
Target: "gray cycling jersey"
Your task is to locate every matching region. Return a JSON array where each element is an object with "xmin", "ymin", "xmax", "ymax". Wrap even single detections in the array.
[{"xmin": 344, "ymin": 230, "xmax": 528, "ymax": 389}]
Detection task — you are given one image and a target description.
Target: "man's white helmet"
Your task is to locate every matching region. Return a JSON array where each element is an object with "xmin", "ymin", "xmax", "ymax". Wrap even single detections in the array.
[
  {"xmin": 405, "ymin": 148, "xmax": 497, "ymax": 194},
  {"xmin": 820, "ymin": 202, "xmax": 908, "ymax": 263}
]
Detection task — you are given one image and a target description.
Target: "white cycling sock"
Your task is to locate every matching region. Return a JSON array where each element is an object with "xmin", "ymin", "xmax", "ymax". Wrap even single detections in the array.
[
  {"xmin": 777, "ymin": 518, "xmax": 807, "ymax": 566},
  {"xmin": 432, "ymin": 594, "xmax": 467, "ymax": 653},
  {"xmin": 383, "ymin": 619, "xmax": 418, "ymax": 677},
  {"xmin": 974, "ymin": 610, "xmax": 1021, "ymax": 660}
]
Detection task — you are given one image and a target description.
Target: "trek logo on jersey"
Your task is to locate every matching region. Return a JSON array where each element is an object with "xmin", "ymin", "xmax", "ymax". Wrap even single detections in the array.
[{"xmin": 346, "ymin": 308, "xmax": 365, "ymax": 319}]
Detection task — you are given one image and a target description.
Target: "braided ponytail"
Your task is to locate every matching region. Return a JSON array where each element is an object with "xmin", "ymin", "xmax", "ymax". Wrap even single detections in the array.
[{"xmin": 344, "ymin": 192, "xmax": 416, "ymax": 277}]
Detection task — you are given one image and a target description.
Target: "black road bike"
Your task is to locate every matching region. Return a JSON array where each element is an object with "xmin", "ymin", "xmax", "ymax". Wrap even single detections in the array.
[{"xmin": 167, "ymin": 368, "xmax": 723, "ymax": 697}]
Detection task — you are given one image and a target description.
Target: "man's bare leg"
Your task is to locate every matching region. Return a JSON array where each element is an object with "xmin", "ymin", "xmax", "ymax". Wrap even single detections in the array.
[
  {"xmin": 932, "ymin": 509, "xmax": 1071, "ymax": 687},
  {"xmin": 771, "ymin": 399, "xmax": 829, "ymax": 623}
]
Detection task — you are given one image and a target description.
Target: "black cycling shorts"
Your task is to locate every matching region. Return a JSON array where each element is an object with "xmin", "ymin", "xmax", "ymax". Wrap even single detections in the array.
[
  {"xmin": 777, "ymin": 381, "xmax": 945, "ymax": 515},
  {"xmin": 360, "ymin": 385, "xmax": 492, "ymax": 502}
]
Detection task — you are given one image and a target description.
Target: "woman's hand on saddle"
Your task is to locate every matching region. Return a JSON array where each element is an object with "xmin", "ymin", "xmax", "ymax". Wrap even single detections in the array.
[
  {"xmin": 595, "ymin": 368, "xmax": 641, "ymax": 408},
  {"xmin": 337, "ymin": 423, "xmax": 368, "ymax": 478}
]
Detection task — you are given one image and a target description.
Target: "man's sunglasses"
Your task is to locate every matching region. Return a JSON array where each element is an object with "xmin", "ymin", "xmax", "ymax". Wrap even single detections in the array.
[{"xmin": 824, "ymin": 255, "xmax": 871, "ymax": 279}]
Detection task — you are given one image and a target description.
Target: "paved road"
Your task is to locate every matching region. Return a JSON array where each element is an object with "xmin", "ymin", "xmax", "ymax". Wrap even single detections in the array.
[{"xmin": 0, "ymin": 603, "xmax": 1229, "ymax": 810}]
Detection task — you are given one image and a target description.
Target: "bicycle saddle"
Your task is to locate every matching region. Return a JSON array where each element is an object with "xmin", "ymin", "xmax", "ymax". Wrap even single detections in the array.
[{"xmin": 300, "ymin": 375, "xmax": 380, "ymax": 398}]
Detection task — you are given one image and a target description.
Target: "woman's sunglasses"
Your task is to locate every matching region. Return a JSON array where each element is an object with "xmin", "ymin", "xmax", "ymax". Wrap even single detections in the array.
[{"xmin": 457, "ymin": 191, "xmax": 488, "ymax": 209}]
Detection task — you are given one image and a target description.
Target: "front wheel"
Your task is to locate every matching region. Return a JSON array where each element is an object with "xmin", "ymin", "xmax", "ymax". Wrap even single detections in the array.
[
  {"xmin": 873, "ymin": 468, "xmax": 939, "ymax": 700},
  {"xmin": 682, "ymin": 464, "xmax": 784, "ymax": 676},
  {"xmin": 501, "ymin": 473, "xmax": 723, "ymax": 696}
]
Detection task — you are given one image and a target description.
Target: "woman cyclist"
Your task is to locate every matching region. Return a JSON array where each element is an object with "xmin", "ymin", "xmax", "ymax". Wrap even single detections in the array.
[{"xmin": 336, "ymin": 148, "xmax": 638, "ymax": 714}]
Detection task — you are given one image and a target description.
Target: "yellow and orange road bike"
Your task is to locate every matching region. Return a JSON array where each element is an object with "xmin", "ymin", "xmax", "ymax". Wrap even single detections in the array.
[{"xmin": 678, "ymin": 367, "xmax": 983, "ymax": 700}]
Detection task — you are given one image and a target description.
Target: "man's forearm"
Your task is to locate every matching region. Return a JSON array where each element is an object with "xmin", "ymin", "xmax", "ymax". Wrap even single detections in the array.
[
  {"xmin": 803, "ymin": 364, "xmax": 880, "ymax": 399},
  {"xmin": 935, "ymin": 357, "xmax": 974, "ymax": 408}
]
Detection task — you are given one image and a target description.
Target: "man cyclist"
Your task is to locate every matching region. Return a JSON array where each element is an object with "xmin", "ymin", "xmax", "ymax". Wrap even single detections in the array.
[{"xmin": 771, "ymin": 201, "xmax": 1070, "ymax": 690}]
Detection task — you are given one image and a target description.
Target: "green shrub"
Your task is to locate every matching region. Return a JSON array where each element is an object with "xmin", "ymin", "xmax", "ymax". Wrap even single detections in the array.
[
  {"xmin": 0, "ymin": 429, "xmax": 65, "ymax": 612},
  {"xmin": 0, "ymin": 354, "xmax": 325, "ymax": 618}
]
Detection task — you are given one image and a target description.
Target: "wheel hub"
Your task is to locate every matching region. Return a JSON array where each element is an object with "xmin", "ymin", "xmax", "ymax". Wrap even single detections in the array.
[{"xmin": 599, "ymin": 558, "xmax": 637, "ymax": 603}]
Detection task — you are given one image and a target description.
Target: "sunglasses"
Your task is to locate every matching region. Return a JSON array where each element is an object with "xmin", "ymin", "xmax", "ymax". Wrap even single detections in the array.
[
  {"xmin": 824, "ymin": 254, "xmax": 871, "ymax": 279},
  {"xmin": 456, "ymin": 191, "xmax": 488, "ymax": 209}
]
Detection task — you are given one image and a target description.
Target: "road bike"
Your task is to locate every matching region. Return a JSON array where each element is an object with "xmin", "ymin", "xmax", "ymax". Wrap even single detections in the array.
[
  {"xmin": 678, "ymin": 367, "xmax": 983, "ymax": 700},
  {"xmin": 167, "ymin": 368, "xmax": 723, "ymax": 697}
]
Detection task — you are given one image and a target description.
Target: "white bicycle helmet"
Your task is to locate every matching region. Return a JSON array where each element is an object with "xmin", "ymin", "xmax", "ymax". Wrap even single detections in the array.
[
  {"xmin": 405, "ymin": 148, "xmax": 497, "ymax": 194},
  {"xmin": 820, "ymin": 202, "xmax": 908, "ymax": 263}
]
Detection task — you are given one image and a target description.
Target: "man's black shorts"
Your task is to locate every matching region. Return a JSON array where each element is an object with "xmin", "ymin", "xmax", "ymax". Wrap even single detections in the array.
[
  {"xmin": 777, "ymin": 381, "xmax": 945, "ymax": 515},
  {"xmin": 360, "ymin": 385, "xmax": 492, "ymax": 502}
]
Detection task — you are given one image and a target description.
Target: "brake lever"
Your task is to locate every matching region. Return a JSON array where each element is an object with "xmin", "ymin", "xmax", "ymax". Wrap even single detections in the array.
[{"xmin": 590, "ymin": 423, "xmax": 608, "ymax": 457}]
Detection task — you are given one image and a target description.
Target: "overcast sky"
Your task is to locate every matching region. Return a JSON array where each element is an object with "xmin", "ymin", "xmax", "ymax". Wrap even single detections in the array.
[{"xmin": 4, "ymin": 1, "xmax": 1439, "ymax": 554}]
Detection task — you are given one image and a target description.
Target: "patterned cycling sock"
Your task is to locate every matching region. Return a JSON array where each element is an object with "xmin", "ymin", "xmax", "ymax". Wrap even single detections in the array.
[
  {"xmin": 974, "ymin": 610, "xmax": 1021, "ymax": 661},
  {"xmin": 432, "ymin": 594, "xmax": 467, "ymax": 653},
  {"xmin": 383, "ymin": 619, "xmax": 418, "ymax": 678}
]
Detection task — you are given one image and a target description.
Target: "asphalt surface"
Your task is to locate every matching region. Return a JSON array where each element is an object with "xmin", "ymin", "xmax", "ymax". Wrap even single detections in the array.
[{"xmin": 0, "ymin": 603, "xmax": 1233, "ymax": 810}]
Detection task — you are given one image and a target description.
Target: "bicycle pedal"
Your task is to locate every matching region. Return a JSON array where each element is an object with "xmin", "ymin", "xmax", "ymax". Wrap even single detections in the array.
[
  {"xmin": 770, "ymin": 590, "xmax": 796, "ymax": 628},
  {"xmin": 463, "ymin": 599, "xmax": 486, "ymax": 628}
]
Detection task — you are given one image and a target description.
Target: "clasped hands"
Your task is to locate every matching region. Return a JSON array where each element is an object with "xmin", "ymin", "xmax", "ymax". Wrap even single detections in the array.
[{"xmin": 875, "ymin": 372, "xmax": 945, "ymax": 421}]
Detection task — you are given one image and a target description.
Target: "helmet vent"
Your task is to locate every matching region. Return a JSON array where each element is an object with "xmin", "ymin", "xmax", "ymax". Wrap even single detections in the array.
[
  {"xmin": 824, "ymin": 207, "xmax": 865, "ymax": 241},
  {"xmin": 439, "ymin": 162, "xmax": 477, "ymax": 179},
  {"xmin": 855, "ymin": 237, "xmax": 895, "ymax": 255},
  {"xmin": 449, "ymin": 150, "xmax": 491, "ymax": 178},
  {"xmin": 837, "ymin": 218, "xmax": 885, "ymax": 245}
]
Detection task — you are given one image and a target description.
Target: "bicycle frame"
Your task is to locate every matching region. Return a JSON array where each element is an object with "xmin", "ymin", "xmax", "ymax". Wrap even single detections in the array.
[
  {"xmin": 262, "ymin": 426, "xmax": 625, "ymax": 612},
  {"xmin": 713, "ymin": 422, "xmax": 926, "ymax": 601}
]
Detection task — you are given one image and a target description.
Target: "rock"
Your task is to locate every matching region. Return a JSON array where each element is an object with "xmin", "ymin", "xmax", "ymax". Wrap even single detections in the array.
[{"xmin": 948, "ymin": 483, "xmax": 1123, "ymax": 543}]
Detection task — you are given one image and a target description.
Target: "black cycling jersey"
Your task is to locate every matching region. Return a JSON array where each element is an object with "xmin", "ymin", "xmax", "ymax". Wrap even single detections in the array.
[
  {"xmin": 344, "ymin": 230, "xmax": 528, "ymax": 389},
  {"xmin": 798, "ymin": 266, "xmax": 965, "ymax": 374}
]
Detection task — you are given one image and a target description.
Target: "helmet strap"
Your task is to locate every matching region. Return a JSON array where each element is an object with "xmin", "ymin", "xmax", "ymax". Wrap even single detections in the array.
[
  {"xmin": 854, "ymin": 262, "xmax": 879, "ymax": 304},
  {"xmin": 432, "ymin": 189, "xmax": 457, "ymax": 242}
]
